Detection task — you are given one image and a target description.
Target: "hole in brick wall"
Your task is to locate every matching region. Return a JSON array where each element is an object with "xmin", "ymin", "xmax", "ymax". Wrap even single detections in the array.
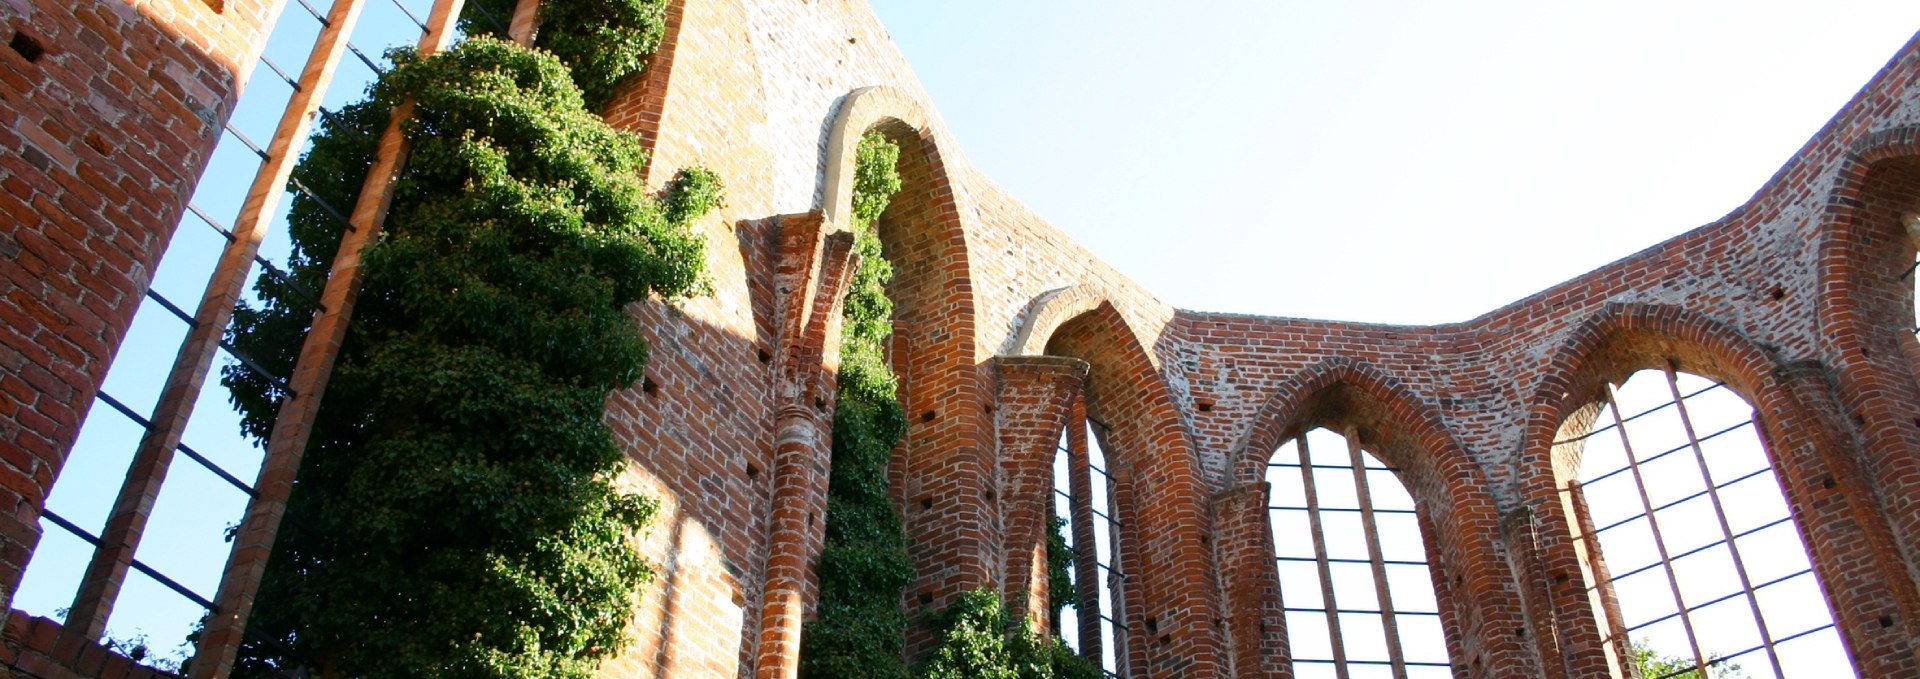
[
  {"xmin": 1912, "ymin": 418, "xmax": 1920, "ymax": 429},
  {"xmin": 1196, "ymin": 400, "xmax": 1213, "ymax": 413},
  {"xmin": 918, "ymin": 592, "xmax": 934, "ymax": 606},
  {"xmin": 807, "ymin": 512, "xmax": 815, "ymax": 527},
  {"xmin": 920, "ymin": 410, "xmax": 936, "ymax": 423},
  {"xmin": 746, "ymin": 462, "xmax": 759, "ymax": 479},
  {"xmin": 1770, "ymin": 286, "xmax": 1786, "ymax": 301},
  {"xmin": 1880, "ymin": 615, "xmax": 1894, "ymax": 628},
  {"xmin": 813, "ymin": 396, "xmax": 825, "ymax": 410},
  {"xmin": 1853, "ymin": 413, "xmax": 1866, "ymax": 427},
  {"xmin": 919, "ymin": 497, "xmax": 933, "ymax": 511},
  {"xmin": 1513, "ymin": 627, "xmax": 1525, "ymax": 638},
  {"xmin": 641, "ymin": 377, "xmax": 659, "ymax": 395},
  {"xmin": 1145, "ymin": 617, "xmax": 1158, "ymax": 635},
  {"xmin": 8, "ymin": 30, "xmax": 45, "ymax": 63},
  {"xmin": 984, "ymin": 490, "xmax": 994, "ymax": 502},
  {"xmin": 757, "ymin": 347, "xmax": 771, "ymax": 363},
  {"xmin": 983, "ymin": 403, "xmax": 994, "ymax": 414},
  {"xmin": 1158, "ymin": 635, "xmax": 1171, "ymax": 647},
  {"xmin": 1815, "ymin": 474, "xmax": 1836, "ymax": 490},
  {"xmin": 1554, "ymin": 573, "xmax": 1569, "ymax": 586}
]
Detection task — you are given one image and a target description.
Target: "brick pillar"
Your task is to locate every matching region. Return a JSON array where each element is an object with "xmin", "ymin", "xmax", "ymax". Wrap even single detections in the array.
[
  {"xmin": 754, "ymin": 404, "xmax": 831, "ymax": 679},
  {"xmin": 993, "ymin": 356, "xmax": 1088, "ymax": 632},
  {"xmin": 1065, "ymin": 394, "xmax": 1104, "ymax": 666},
  {"xmin": 1211, "ymin": 482, "xmax": 1290, "ymax": 679}
]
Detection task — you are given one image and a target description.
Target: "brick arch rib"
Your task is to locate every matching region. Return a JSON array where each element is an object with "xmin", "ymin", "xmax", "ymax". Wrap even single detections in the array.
[
  {"xmin": 1043, "ymin": 300, "xmax": 1229, "ymax": 678},
  {"xmin": 1227, "ymin": 356, "xmax": 1536, "ymax": 679},
  {"xmin": 1516, "ymin": 301, "xmax": 1920, "ymax": 679}
]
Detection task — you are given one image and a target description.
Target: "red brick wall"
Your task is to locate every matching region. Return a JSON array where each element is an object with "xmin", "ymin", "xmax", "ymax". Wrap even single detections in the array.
[
  {"xmin": 0, "ymin": 0, "xmax": 281, "ymax": 610},
  {"xmin": 14, "ymin": 0, "xmax": 1920, "ymax": 677}
]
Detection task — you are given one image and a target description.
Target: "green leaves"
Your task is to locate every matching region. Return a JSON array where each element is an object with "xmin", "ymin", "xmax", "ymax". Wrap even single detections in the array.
[
  {"xmin": 223, "ymin": 36, "xmax": 717, "ymax": 678},
  {"xmin": 801, "ymin": 131, "xmax": 913, "ymax": 679},
  {"xmin": 919, "ymin": 589, "xmax": 1101, "ymax": 679},
  {"xmin": 458, "ymin": 0, "xmax": 668, "ymax": 111}
]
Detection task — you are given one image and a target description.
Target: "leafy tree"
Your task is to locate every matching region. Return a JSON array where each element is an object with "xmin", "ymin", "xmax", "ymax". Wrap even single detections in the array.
[
  {"xmin": 919, "ymin": 589, "xmax": 1100, "ymax": 679},
  {"xmin": 460, "ymin": 0, "xmax": 667, "ymax": 110},
  {"xmin": 1630, "ymin": 639, "xmax": 1746, "ymax": 679},
  {"xmin": 1047, "ymin": 513, "xmax": 1075, "ymax": 633},
  {"xmin": 223, "ymin": 37, "xmax": 718, "ymax": 678}
]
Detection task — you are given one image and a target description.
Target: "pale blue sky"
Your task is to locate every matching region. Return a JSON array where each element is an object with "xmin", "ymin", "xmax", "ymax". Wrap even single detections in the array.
[{"xmin": 868, "ymin": 1, "xmax": 1920, "ymax": 324}]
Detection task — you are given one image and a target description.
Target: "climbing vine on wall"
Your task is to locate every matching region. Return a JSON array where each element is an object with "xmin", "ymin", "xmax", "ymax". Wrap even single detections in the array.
[
  {"xmin": 460, "ymin": 0, "xmax": 667, "ymax": 110},
  {"xmin": 800, "ymin": 131, "xmax": 914, "ymax": 679},
  {"xmin": 222, "ymin": 37, "xmax": 718, "ymax": 678}
]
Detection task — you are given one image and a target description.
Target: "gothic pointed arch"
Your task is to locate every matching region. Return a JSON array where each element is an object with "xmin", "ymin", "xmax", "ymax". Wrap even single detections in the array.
[{"xmin": 1229, "ymin": 357, "xmax": 1535, "ymax": 677}]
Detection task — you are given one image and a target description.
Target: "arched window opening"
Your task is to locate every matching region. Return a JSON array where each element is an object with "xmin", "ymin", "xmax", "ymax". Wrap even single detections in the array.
[
  {"xmin": 1054, "ymin": 414, "xmax": 1128, "ymax": 677},
  {"xmin": 1268, "ymin": 427, "xmax": 1451, "ymax": 679},
  {"xmin": 1556, "ymin": 367, "xmax": 1850, "ymax": 678},
  {"xmin": 1905, "ymin": 212, "xmax": 1920, "ymax": 336}
]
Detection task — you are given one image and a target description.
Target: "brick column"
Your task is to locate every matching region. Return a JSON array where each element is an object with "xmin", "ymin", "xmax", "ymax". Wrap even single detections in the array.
[
  {"xmin": 754, "ymin": 403, "xmax": 832, "ymax": 679},
  {"xmin": 993, "ymin": 356, "xmax": 1088, "ymax": 631},
  {"xmin": 1066, "ymin": 394, "xmax": 1103, "ymax": 665},
  {"xmin": 1211, "ymin": 481, "xmax": 1290, "ymax": 679}
]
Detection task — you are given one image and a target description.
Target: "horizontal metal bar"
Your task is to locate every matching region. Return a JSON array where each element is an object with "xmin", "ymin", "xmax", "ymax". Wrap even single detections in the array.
[
  {"xmin": 1623, "ymin": 568, "xmax": 1814, "ymax": 633},
  {"xmin": 293, "ymin": 0, "xmax": 329, "ymax": 24},
  {"xmin": 346, "ymin": 41, "xmax": 384, "ymax": 74},
  {"xmin": 464, "ymin": 0, "xmax": 509, "ymax": 34},
  {"xmin": 1292, "ymin": 659, "xmax": 1454, "ymax": 668},
  {"xmin": 174, "ymin": 441, "xmax": 257, "ymax": 497},
  {"xmin": 1591, "ymin": 464, "xmax": 1772, "ymax": 536},
  {"xmin": 1553, "ymin": 381, "xmax": 1728, "ymax": 447},
  {"xmin": 145, "ymin": 290, "xmax": 293, "ymax": 393},
  {"xmin": 1593, "ymin": 515, "xmax": 1795, "ymax": 588},
  {"xmin": 1276, "ymin": 555, "xmax": 1429, "ymax": 567},
  {"xmin": 40, "ymin": 508, "xmax": 218, "ymax": 612},
  {"xmin": 256, "ymin": 54, "xmax": 302, "ymax": 92},
  {"xmin": 1573, "ymin": 418, "xmax": 1755, "ymax": 489},
  {"xmin": 1269, "ymin": 505, "xmax": 1418, "ymax": 515},
  {"xmin": 221, "ymin": 122, "xmax": 269, "ymax": 161},
  {"xmin": 387, "ymin": 0, "xmax": 429, "ymax": 33},
  {"xmin": 1283, "ymin": 607, "xmax": 1441, "ymax": 617},
  {"xmin": 286, "ymin": 175, "xmax": 358, "ymax": 232},
  {"xmin": 1268, "ymin": 462, "xmax": 1399, "ymax": 472}
]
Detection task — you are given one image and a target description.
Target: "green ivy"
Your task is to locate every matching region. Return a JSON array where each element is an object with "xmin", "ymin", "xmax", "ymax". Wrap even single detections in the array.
[
  {"xmin": 459, "ymin": 0, "xmax": 668, "ymax": 111},
  {"xmin": 800, "ymin": 131, "xmax": 913, "ymax": 679},
  {"xmin": 222, "ymin": 37, "xmax": 718, "ymax": 678},
  {"xmin": 918, "ymin": 589, "xmax": 1101, "ymax": 679},
  {"xmin": 1047, "ymin": 513, "xmax": 1075, "ymax": 630}
]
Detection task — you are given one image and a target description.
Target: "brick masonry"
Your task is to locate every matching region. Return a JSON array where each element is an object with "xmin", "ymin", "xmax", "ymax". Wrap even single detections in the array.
[{"xmin": 7, "ymin": 0, "xmax": 1920, "ymax": 677}]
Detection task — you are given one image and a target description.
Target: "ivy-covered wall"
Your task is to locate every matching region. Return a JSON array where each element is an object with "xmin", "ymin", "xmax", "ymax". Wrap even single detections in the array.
[{"xmin": 221, "ymin": 30, "xmax": 717, "ymax": 679}]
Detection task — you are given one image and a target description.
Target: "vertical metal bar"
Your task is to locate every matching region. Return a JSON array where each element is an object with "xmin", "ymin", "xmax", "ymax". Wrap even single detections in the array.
[
  {"xmin": 1568, "ymin": 480, "xmax": 1637, "ymax": 674},
  {"xmin": 61, "ymin": 0, "xmax": 373, "ymax": 641},
  {"xmin": 508, "ymin": 0, "xmax": 540, "ymax": 44},
  {"xmin": 1067, "ymin": 396, "xmax": 1104, "ymax": 666},
  {"xmin": 1605, "ymin": 384, "xmax": 1711, "ymax": 676},
  {"xmin": 1344, "ymin": 428, "xmax": 1407, "ymax": 679},
  {"xmin": 188, "ymin": 1, "xmax": 467, "ymax": 675},
  {"xmin": 1663, "ymin": 366, "xmax": 1785, "ymax": 679},
  {"xmin": 1298, "ymin": 433, "xmax": 1351, "ymax": 679}
]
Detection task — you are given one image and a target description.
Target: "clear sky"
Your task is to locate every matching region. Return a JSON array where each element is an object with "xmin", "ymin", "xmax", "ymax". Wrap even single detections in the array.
[{"xmin": 867, "ymin": 1, "xmax": 1920, "ymax": 324}]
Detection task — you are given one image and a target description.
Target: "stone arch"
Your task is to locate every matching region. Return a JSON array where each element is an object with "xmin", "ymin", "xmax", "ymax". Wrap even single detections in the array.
[
  {"xmin": 1043, "ymin": 300, "xmax": 1227, "ymax": 677},
  {"xmin": 1007, "ymin": 283, "xmax": 1126, "ymax": 357},
  {"xmin": 1229, "ymin": 357, "xmax": 1534, "ymax": 678},
  {"xmin": 814, "ymin": 85, "xmax": 1001, "ymax": 653},
  {"xmin": 1813, "ymin": 125, "xmax": 1920, "ymax": 599},
  {"xmin": 1515, "ymin": 301, "xmax": 1920, "ymax": 678}
]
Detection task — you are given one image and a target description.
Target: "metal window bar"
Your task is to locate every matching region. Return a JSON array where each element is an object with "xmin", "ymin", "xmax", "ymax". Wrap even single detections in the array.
[
  {"xmin": 1292, "ymin": 660, "xmax": 1455, "ymax": 668},
  {"xmin": 1553, "ymin": 380, "xmax": 1727, "ymax": 447},
  {"xmin": 1271, "ymin": 505, "xmax": 1418, "ymax": 515},
  {"xmin": 40, "ymin": 509, "xmax": 217, "ymax": 612},
  {"xmin": 1620, "ymin": 568, "xmax": 1815, "ymax": 635},
  {"xmin": 1285, "ymin": 607, "xmax": 1442, "ymax": 617},
  {"xmin": 93, "ymin": 392, "xmax": 257, "ymax": 498},
  {"xmin": 1586, "ymin": 465, "xmax": 1773, "ymax": 537},
  {"xmin": 1294, "ymin": 433, "xmax": 1351, "ymax": 678},
  {"xmin": 1590, "ymin": 515, "xmax": 1794, "ymax": 589},
  {"xmin": 386, "ymin": 0, "xmax": 430, "ymax": 33},
  {"xmin": 1566, "ymin": 418, "xmax": 1754, "ymax": 490},
  {"xmin": 1599, "ymin": 382, "xmax": 1713, "ymax": 673},
  {"xmin": 256, "ymin": 54, "xmax": 303, "ymax": 92},
  {"xmin": 192, "ymin": 0, "xmax": 471, "ymax": 670},
  {"xmin": 142, "ymin": 289, "xmax": 293, "ymax": 395},
  {"xmin": 183, "ymin": 202, "xmax": 325, "ymax": 310},
  {"xmin": 1277, "ymin": 555, "xmax": 1431, "ymax": 568},
  {"xmin": 1646, "ymin": 624, "xmax": 1836, "ymax": 679}
]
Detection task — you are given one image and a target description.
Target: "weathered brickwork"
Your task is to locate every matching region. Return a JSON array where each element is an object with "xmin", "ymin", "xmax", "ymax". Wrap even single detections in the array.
[{"xmin": 9, "ymin": 0, "xmax": 1920, "ymax": 676}]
